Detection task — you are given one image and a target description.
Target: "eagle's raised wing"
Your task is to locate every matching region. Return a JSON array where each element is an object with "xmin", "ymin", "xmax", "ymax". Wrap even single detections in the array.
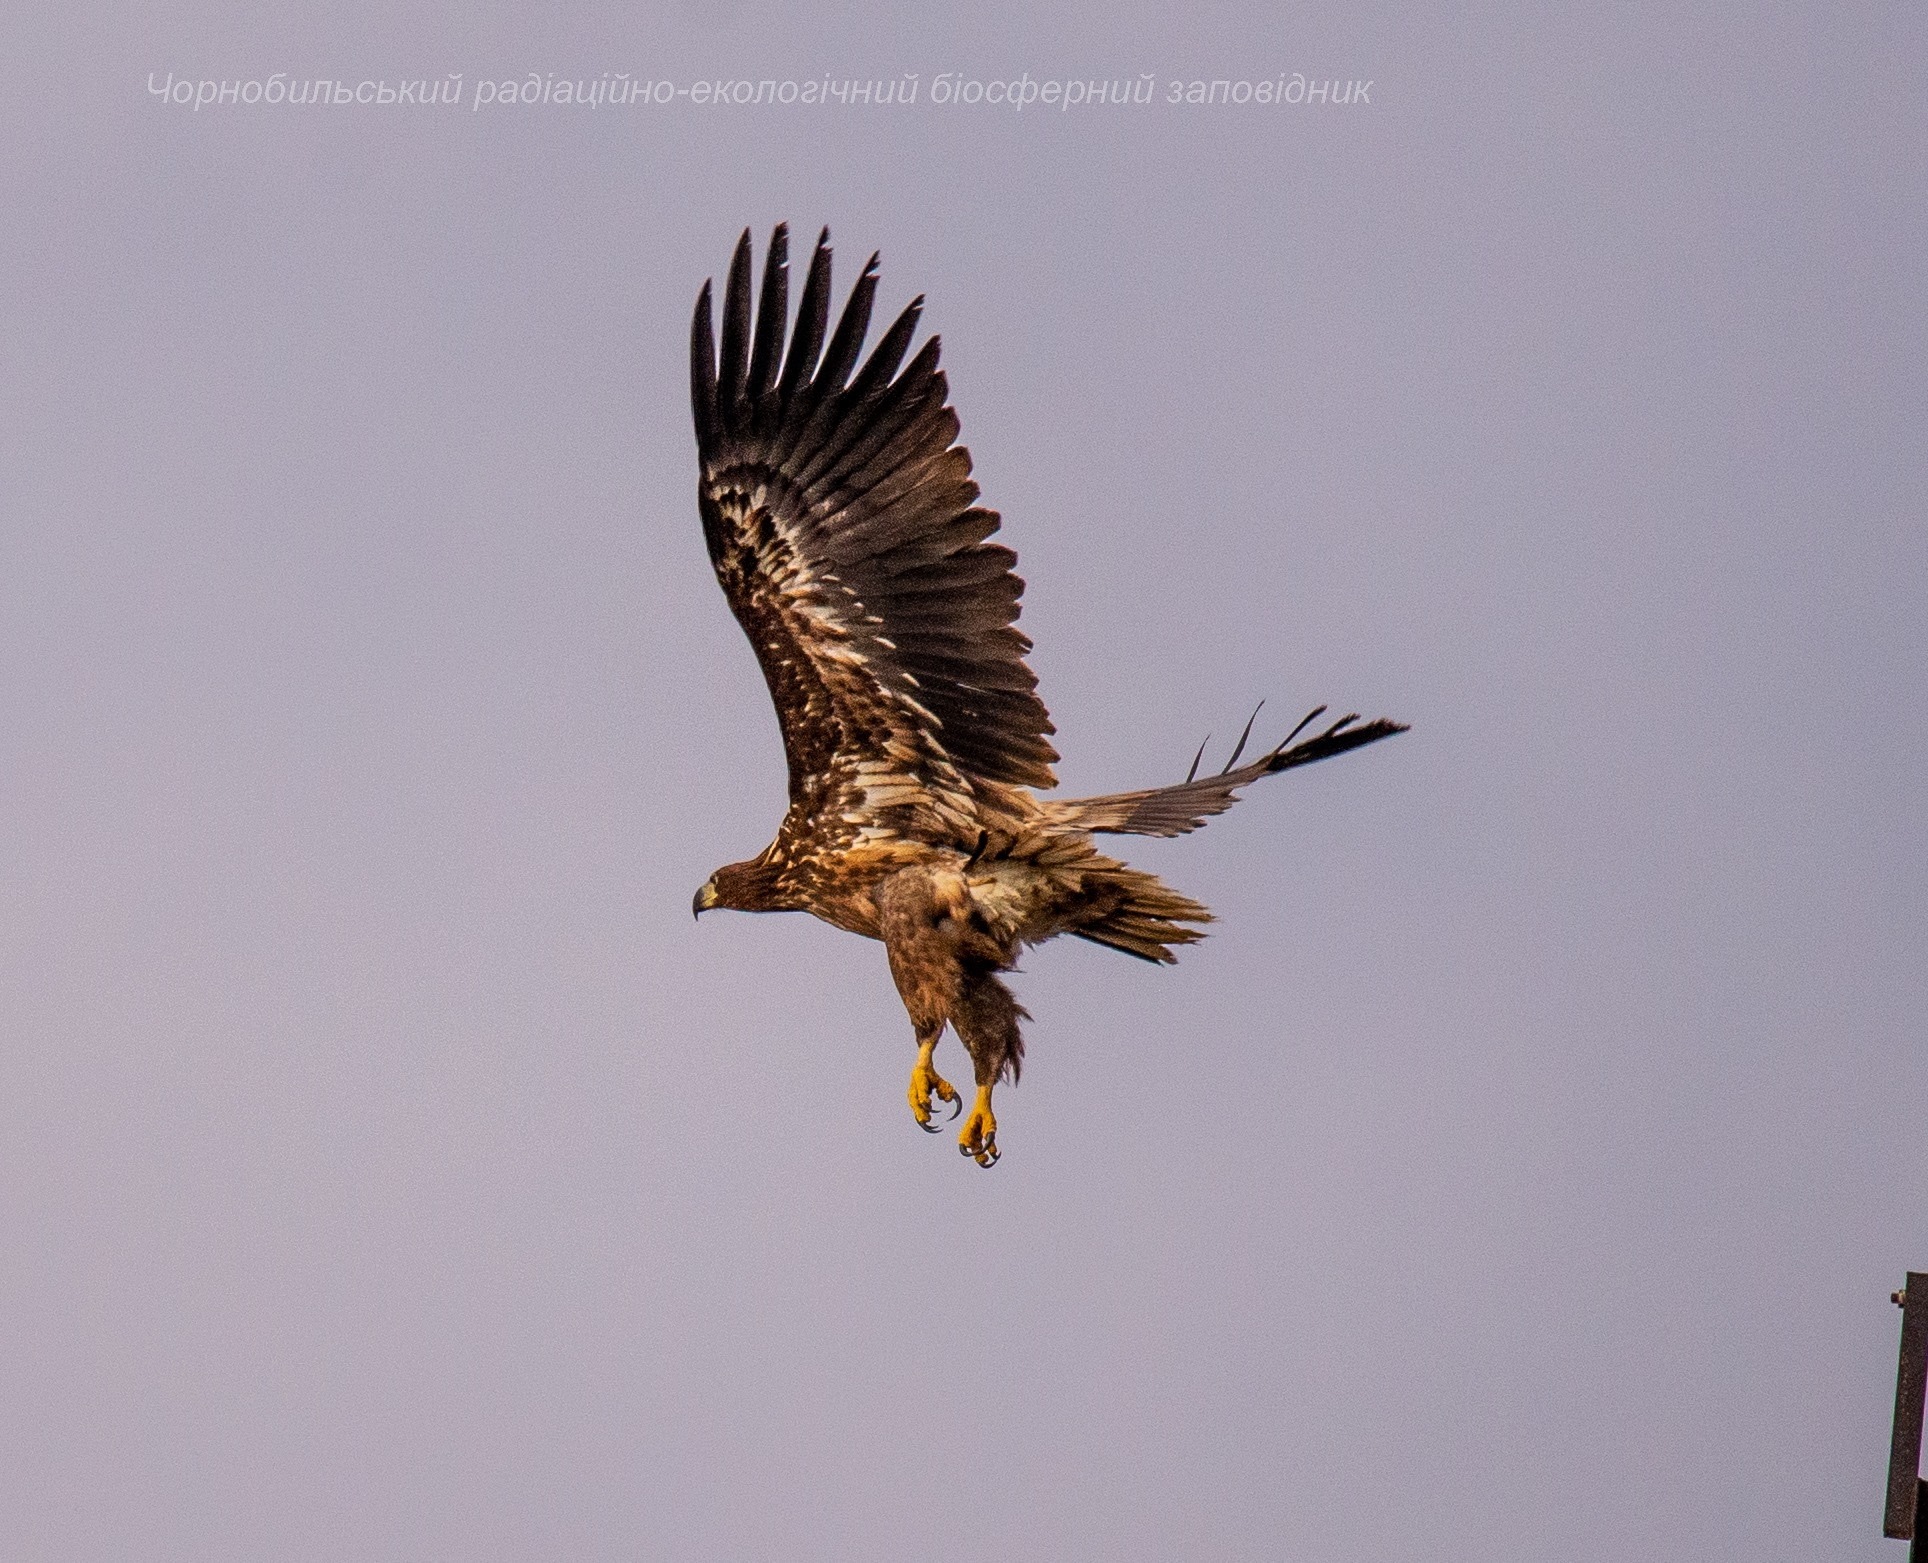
[{"xmin": 691, "ymin": 226, "xmax": 1058, "ymax": 844}]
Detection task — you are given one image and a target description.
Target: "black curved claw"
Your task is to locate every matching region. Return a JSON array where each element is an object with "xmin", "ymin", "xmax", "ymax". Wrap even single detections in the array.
[
  {"xmin": 918, "ymin": 1115, "xmax": 943, "ymax": 1134},
  {"xmin": 978, "ymin": 1143, "xmax": 1000, "ymax": 1168},
  {"xmin": 945, "ymin": 1093, "xmax": 962, "ymax": 1122}
]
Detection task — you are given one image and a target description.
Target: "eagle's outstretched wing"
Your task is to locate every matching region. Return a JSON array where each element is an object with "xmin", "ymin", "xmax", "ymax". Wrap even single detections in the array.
[
  {"xmin": 691, "ymin": 225, "xmax": 1057, "ymax": 844},
  {"xmin": 1043, "ymin": 706, "xmax": 1411, "ymax": 838}
]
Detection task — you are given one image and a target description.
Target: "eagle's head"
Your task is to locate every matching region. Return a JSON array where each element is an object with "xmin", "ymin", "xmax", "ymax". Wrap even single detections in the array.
[{"xmin": 692, "ymin": 858, "xmax": 783, "ymax": 918}]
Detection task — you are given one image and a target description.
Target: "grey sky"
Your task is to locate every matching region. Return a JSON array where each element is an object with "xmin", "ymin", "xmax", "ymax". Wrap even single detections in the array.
[{"xmin": 2, "ymin": 4, "xmax": 1923, "ymax": 1559}]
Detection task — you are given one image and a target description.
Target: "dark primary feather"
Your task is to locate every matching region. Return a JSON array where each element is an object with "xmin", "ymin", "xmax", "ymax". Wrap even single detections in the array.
[
  {"xmin": 1048, "ymin": 709, "xmax": 1410, "ymax": 838},
  {"xmin": 692, "ymin": 226, "xmax": 1059, "ymax": 833}
]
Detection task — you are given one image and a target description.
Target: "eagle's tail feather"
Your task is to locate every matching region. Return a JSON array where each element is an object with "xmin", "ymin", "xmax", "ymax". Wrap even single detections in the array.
[
  {"xmin": 1070, "ymin": 864, "xmax": 1212, "ymax": 965},
  {"xmin": 1044, "ymin": 706, "xmax": 1408, "ymax": 840}
]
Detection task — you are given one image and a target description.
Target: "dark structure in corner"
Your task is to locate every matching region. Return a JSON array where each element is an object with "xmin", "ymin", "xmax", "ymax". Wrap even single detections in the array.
[{"xmin": 1890, "ymin": 1273, "xmax": 1927, "ymax": 1558}]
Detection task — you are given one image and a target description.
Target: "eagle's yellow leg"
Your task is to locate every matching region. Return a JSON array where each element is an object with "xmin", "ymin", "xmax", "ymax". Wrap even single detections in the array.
[
  {"xmin": 907, "ymin": 1035, "xmax": 959, "ymax": 1131},
  {"xmin": 958, "ymin": 1084, "xmax": 998, "ymax": 1167}
]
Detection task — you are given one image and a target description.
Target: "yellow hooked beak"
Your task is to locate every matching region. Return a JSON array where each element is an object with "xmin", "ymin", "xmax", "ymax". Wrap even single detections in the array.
[{"xmin": 692, "ymin": 879, "xmax": 718, "ymax": 919}]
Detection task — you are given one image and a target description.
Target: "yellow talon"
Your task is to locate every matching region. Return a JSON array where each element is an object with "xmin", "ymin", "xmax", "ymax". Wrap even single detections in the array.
[
  {"xmin": 958, "ymin": 1085, "xmax": 998, "ymax": 1167},
  {"xmin": 907, "ymin": 1037, "xmax": 958, "ymax": 1128}
]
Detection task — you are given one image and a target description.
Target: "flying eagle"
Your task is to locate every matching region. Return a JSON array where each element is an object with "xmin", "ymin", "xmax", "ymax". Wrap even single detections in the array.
[{"xmin": 688, "ymin": 226, "xmax": 1404, "ymax": 1167}]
